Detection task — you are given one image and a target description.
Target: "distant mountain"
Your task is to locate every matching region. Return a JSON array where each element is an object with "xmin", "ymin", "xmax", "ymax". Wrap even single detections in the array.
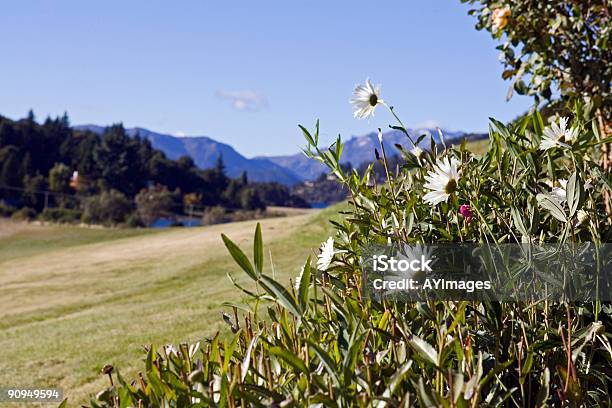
[
  {"xmin": 75, "ymin": 125, "xmax": 485, "ymax": 185},
  {"xmin": 74, "ymin": 125, "xmax": 302, "ymax": 185},
  {"xmin": 263, "ymin": 128, "xmax": 478, "ymax": 181}
]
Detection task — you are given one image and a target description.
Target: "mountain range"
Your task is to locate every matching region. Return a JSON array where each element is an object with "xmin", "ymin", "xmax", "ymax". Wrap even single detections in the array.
[{"xmin": 75, "ymin": 125, "xmax": 485, "ymax": 185}]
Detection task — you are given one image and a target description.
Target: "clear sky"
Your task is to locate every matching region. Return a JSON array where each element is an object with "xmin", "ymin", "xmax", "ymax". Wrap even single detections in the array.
[{"xmin": 0, "ymin": 1, "xmax": 533, "ymax": 157}]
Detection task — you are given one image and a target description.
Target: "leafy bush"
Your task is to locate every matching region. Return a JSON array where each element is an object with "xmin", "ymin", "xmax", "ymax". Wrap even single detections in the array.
[
  {"xmin": 10, "ymin": 206, "xmax": 36, "ymax": 221},
  {"xmin": 291, "ymin": 171, "xmax": 349, "ymax": 206},
  {"xmin": 81, "ymin": 190, "xmax": 134, "ymax": 226},
  {"xmin": 257, "ymin": 182, "xmax": 311, "ymax": 208},
  {"xmin": 462, "ymin": 1, "xmax": 610, "ymax": 109},
  {"xmin": 125, "ymin": 213, "xmax": 145, "ymax": 228},
  {"xmin": 135, "ymin": 186, "xmax": 178, "ymax": 226},
  {"xmin": 0, "ymin": 201, "xmax": 16, "ymax": 217},
  {"xmin": 86, "ymin": 91, "xmax": 611, "ymax": 407},
  {"xmin": 239, "ymin": 188, "xmax": 265, "ymax": 211},
  {"xmin": 40, "ymin": 207, "xmax": 82, "ymax": 223},
  {"xmin": 202, "ymin": 205, "xmax": 232, "ymax": 225},
  {"xmin": 202, "ymin": 206, "xmax": 274, "ymax": 226}
]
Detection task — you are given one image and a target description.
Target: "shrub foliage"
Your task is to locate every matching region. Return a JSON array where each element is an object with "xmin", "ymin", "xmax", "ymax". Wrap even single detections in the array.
[{"xmin": 86, "ymin": 103, "xmax": 612, "ymax": 407}]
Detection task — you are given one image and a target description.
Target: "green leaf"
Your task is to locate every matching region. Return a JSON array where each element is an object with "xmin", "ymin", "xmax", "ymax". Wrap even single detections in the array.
[
  {"xmin": 407, "ymin": 334, "xmax": 438, "ymax": 366},
  {"xmin": 514, "ymin": 79, "xmax": 528, "ymax": 95},
  {"xmin": 566, "ymin": 172, "xmax": 583, "ymax": 217},
  {"xmin": 521, "ymin": 351, "xmax": 534, "ymax": 379},
  {"xmin": 588, "ymin": 136, "xmax": 612, "ymax": 146},
  {"xmin": 489, "ymin": 117, "xmax": 513, "ymax": 141},
  {"xmin": 306, "ymin": 340, "xmax": 340, "ymax": 386},
  {"xmin": 118, "ymin": 387, "xmax": 134, "ymax": 408},
  {"xmin": 415, "ymin": 377, "xmax": 440, "ymax": 407},
  {"xmin": 253, "ymin": 223, "xmax": 263, "ymax": 273},
  {"xmin": 269, "ymin": 347, "xmax": 309, "ymax": 374},
  {"xmin": 536, "ymin": 193, "xmax": 567, "ymax": 223},
  {"xmin": 479, "ymin": 359, "xmax": 513, "ymax": 389},
  {"xmin": 222, "ymin": 233, "xmax": 257, "ymax": 280},
  {"xmin": 446, "ymin": 301, "xmax": 468, "ymax": 334},
  {"xmin": 226, "ymin": 273, "xmax": 259, "ymax": 298},
  {"xmin": 534, "ymin": 368, "xmax": 550, "ymax": 407},
  {"xmin": 593, "ymin": 167, "xmax": 612, "ymax": 191},
  {"xmin": 415, "ymin": 302, "xmax": 436, "ymax": 321},
  {"xmin": 259, "ymin": 274, "xmax": 302, "ymax": 318},
  {"xmin": 376, "ymin": 360, "xmax": 413, "ymax": 408},
  {"xmin": 223, "ymin": 334, "xmax": 241, "ymax": 373},
  {"xmin": 546, "ymin": 155, "xmax": 554, "ymax": 180},
  {"xmin": 297, "ymin": 256, "xmax": 311, "ymax": 312},
  {"xmin": 532, "ymin": 110, "xmax": 545, "ymax": 135},
  {"xmin": 299, "ymin": 124, "xmax": 315, "ymax": 146},
  {"xmin": 343, "ymin": 329, "xmax": 367, "ymax": 380},
  {"xmin": 510, "ymin": 207, "xmax": 529, "ymax": 237},
  {"xmin": 321, "ymin": 286, "xmax": 348, "ymax": 323}
]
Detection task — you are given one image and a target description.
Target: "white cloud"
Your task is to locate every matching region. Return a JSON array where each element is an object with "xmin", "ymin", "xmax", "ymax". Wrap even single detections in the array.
[
  {"xmin": 173, "ymin": 131, "xmax": 186, "ymax": 137},
  {"xmin": 414, "ymin": 119, "xmax": 443, "ymax": 129},
  {"xmin": 216, "ymin": 90, "xmax": 268, "ymax": 112}
]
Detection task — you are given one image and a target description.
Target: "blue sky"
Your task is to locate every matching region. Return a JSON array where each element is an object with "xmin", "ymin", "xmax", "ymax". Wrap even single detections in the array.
[{"xmin": 0, "ymin": 1, "xmax": 532, "ymax": 156}]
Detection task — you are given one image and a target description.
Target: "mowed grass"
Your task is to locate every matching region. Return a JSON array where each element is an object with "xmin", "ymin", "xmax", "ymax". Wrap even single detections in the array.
[
  {"xmin": 0, "ymin": 221, "xmax": 159, "ymax": 262},
  {"xmin": 465, "ymin": 138, "xmax": 489, "ymax": 156},
  {"xmin": 0, "ymin": 206, "xmax": 343, "ymax": 406}
]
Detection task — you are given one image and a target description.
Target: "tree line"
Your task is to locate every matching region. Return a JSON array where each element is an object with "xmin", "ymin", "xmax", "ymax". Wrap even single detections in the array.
[{"xmin": 0, "ymin": 111, "xmax": 308, "ymax": 226}]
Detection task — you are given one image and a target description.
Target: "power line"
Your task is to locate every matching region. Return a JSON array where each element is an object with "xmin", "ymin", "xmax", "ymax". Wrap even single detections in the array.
[
  {"xmin": 0, "ymin": 184, "xmax": 209, "ymax": 214},
  {"xmin": 0, "ymin": 183, "xmax": 80, "ymax": 199}
]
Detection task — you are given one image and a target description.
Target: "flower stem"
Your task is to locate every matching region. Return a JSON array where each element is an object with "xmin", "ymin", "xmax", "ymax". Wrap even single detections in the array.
[{"xmin": 382, "ymin": 102, "xmax": 417, "ymax": 149}]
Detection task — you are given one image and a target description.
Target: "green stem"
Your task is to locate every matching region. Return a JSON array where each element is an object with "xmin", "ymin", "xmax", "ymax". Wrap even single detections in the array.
[
  {"xmin": 379, "ymin": 135, "xmax": 408, "ymax": 243},
  {"xmin": 382, "ymin": 102, "xmax": 417, "ymax": 149}
]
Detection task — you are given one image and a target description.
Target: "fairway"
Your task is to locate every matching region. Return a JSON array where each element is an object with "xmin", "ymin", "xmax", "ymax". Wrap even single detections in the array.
[{"xmin": 0, "ymin": 207, "xmax": 338, "ymax": 405}]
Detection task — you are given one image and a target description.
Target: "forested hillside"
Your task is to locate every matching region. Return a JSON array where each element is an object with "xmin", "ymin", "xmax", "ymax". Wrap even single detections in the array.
[{"xmin": 0, "ymin": 112, "xmax": 308, "ymax": 226}]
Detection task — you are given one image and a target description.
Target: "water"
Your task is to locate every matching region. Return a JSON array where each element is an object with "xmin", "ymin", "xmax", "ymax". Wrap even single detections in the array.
[
  {"xmin": 309, "ymin": 201, "xmax": 330, "ymax": 209},
  {"xmin": 151, "ymin": 217, "xmax": 202, "ymax": 228}
]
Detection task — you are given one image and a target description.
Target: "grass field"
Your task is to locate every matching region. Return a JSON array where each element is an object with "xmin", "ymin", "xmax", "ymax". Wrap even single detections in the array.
[
  {"xmin": 464, "ymin": 138, "xmax": 489, "ymax": 155},
  {"xmin": 0, "ymin": 139, "xmax": 488, "ymax": 406},
  {"xmin": 0, "ymin": 207, "xmax": 342, "ymax": 406}
]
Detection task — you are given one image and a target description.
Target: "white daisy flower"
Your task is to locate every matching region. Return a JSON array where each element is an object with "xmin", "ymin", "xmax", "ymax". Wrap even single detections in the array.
[
  {"xmin": 423, "ymin": 157, "xmax": 461, "ymax": 205},
  {"xmin": 539, "ymin": 117, "xmax": 578, "ymax": 151},
  {"xmin": 317, "ymin": 237, "xmax": 334, "ymax": 271},
  {"xmin": 350, "ymin": 79, "xmax": 383, "ymax": 119}
]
